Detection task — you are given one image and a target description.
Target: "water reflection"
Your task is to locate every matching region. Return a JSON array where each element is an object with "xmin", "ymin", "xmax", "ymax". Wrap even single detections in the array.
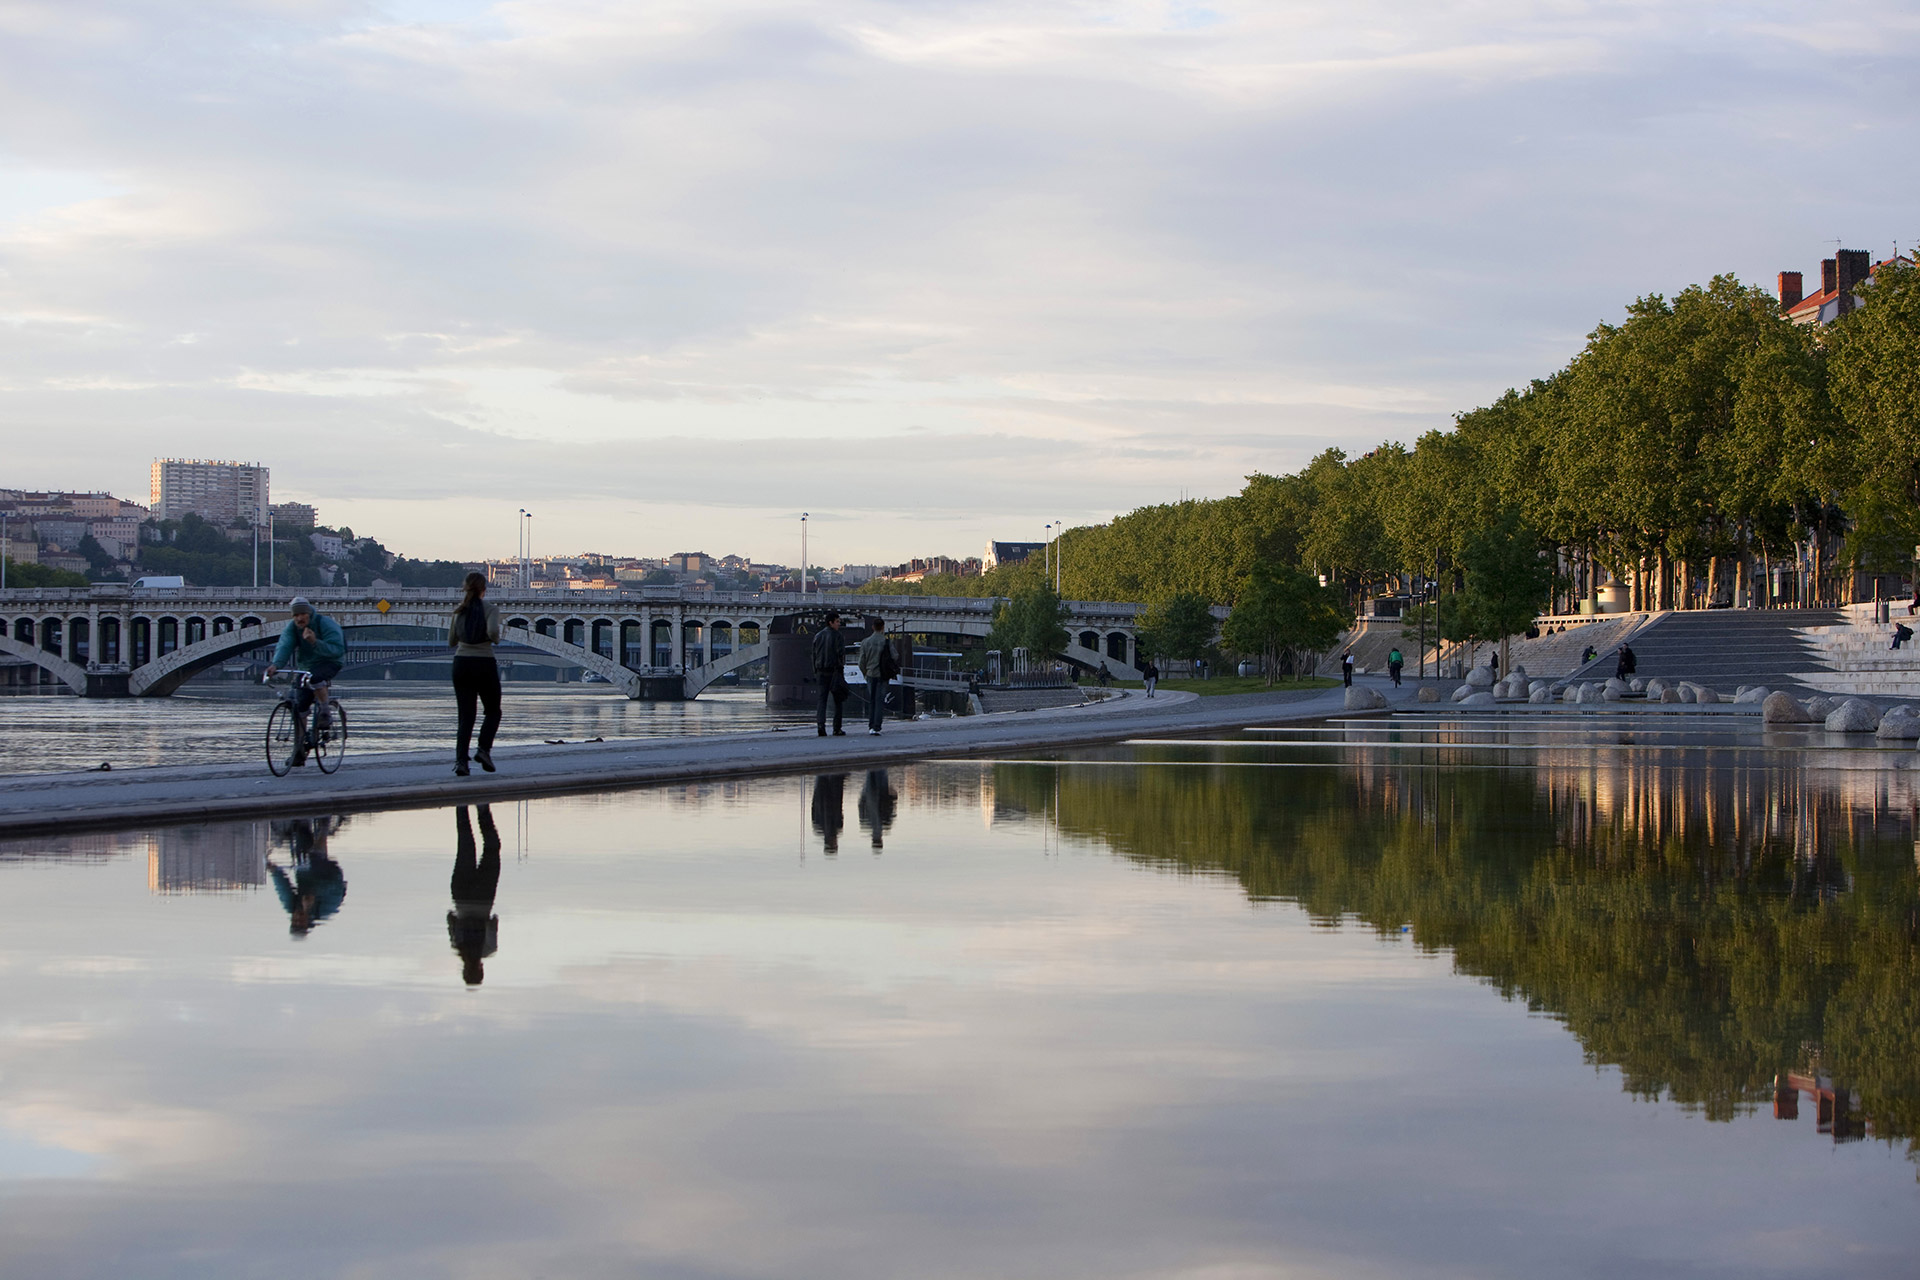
[
  {"xmin": 858, "ymin": 770, "xmax": 897, "ymax": 851},
  {"xmin": 266, "ymin": 817, "xmax": 349, "ymax": 936},
  {"xmin": 810, "ymin": 773, "xmax": 846, "ymax": 854},
  {"xmin": 990, "ymin": 737, "xmax": 1920, "ymax": 1156},
  {"xmin": 449, "ymin": 805, "xmax": 502, "ymax": 986}
]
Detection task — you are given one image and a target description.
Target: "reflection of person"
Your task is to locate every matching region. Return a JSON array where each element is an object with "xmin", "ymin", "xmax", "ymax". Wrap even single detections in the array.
[
  {"xmin": 858, "ymin": 770, "xmax": 897, "ymax": 851},
  {"xmin": 810, "ymin": 773, "xmax": 846, "ymax": 854},
  {"xmin": 811, "ymin": 614, "xmax": 848, "ymax": 737},
  {"xmin": 268, "ymin": 817, "xmax": 348, "ymax": 936},
  {"xmin": 448, "ymin": 805, "xmax": 501, "ymax": 986},
  {"xmin": 448, "ymin": 572, "xmax": 503, "ymax": 777}
]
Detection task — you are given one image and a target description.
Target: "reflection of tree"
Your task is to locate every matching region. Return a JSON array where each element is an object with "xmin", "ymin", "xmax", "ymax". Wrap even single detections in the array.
[{"xmin": 993, "ymin": 754, "xmax": 1920, "ymax": 1157}]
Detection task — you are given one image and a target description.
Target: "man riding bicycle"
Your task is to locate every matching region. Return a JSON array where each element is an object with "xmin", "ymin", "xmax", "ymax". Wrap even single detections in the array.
[{"xmin": 264, "ymin": 596, "xmax": 346, "ymax": 766}]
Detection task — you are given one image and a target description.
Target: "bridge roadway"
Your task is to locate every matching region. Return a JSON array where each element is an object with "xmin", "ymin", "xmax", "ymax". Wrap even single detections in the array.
[
  {"xmin": 0, "ymin": 683, "xmax": 1377, "ymax": 837},
  {"xmin": 0, "ymin": 585, "xmax": 1149, "ymax": 699}
]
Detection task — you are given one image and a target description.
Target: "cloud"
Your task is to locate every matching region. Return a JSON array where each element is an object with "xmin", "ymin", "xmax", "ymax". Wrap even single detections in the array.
[{"xmin": 2, "ymin": 0, "xmax": 1917, "ymax": 559}]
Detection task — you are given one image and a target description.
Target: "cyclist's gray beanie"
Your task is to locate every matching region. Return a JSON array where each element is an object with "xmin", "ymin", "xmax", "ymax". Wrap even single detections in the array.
[{"xmin": 289, "ymin": 596, "xmax": 313, "ymax": 613}]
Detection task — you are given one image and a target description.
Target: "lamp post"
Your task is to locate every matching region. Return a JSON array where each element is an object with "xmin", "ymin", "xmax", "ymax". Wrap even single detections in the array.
[
  {"xmin": 1055, "ymin": 518, "xmax": 1063, "ymax": 594},
  {"xmin": 1043, "ymin": 523, "xmax": 1053, "ymax": 584},
  {"xmin": 800, "ymin": 513, "xmax": 809, "ymax": 599},
  {"xmin": 2, "ymin": 513, "xmax": 8, "ymax": 590}
]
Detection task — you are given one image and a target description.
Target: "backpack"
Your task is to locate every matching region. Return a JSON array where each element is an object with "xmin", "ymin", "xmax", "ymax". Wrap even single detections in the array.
[{"xmin": 458, "ymin": 602, "xmax": 489, "ymax": 645}]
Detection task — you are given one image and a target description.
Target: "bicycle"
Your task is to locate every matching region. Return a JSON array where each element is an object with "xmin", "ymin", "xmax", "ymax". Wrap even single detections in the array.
[{"xmin": 264, "ymin": 670, "xmax": 349, "ymax": 777}]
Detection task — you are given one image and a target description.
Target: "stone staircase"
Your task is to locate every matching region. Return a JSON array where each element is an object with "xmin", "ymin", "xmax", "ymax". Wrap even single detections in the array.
[
  {"xmin": 1795, "ymin": 604, "xmax": 1920, "ymax": 697},
  {"xmin": 1565, "ymin": 608, "xmax": 1844, "ymax": 692},
  {"xmin": 975, "ymin": 687, "xmax": 1091, "ymax": 714}
]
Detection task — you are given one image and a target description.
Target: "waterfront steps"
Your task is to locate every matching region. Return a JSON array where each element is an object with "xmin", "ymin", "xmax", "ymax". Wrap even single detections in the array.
[{"xmin": 1572, "ymin": 609, "xmax": 1844, "ymax": 692}]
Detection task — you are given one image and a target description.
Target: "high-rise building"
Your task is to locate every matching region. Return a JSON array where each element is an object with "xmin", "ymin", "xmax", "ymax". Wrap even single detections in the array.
[{"xmin": 150, "ymin": 459, "xmax": 269, "ymax": 526}]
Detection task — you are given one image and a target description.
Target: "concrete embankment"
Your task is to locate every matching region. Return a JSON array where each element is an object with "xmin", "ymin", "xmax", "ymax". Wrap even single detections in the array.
[{"xmin": 0, "ymin": 685, "xmax": 1374, "ymax": 837}]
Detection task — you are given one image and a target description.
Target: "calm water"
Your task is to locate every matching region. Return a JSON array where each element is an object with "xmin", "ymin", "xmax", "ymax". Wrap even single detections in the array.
[
  {"xmin": 2, "ymin": 718, "xmax": 1917, "ymax": 1277},
  {"xmin": 0, "ymin": 683, "xmax": 802, "ymax": 774}
]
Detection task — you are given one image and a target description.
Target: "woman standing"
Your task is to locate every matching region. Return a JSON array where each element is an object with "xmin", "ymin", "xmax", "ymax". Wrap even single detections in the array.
[{"xmin": 448, "ymin": 572, "xmax": 502, "ymax": 776}]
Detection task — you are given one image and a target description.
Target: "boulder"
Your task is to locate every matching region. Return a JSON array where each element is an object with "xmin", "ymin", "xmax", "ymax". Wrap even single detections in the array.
[
  {"xmin": 1416, "ymin": 686, "xmax": 1441, "ymax": 703},
  {"xmin": 1630, "ymin": 678, "xmax": 1646, "ymax": 693},
  {"xmin": 1450, "ymin": 684, "xmax": 1472, "ymax": 703},
  {"xmin": 1804, "ymin": 696, "xmax": 1837, "ymax": 720},
  {"xmin": 1344, "ymin": 686, "xmax": 1388, "ymax": 710},
  {"xmin": 1604, "ymin": 677, "xmax": 1630, "ymax": 696},
  {"xmin": 1561, "ymin": 685, "xmax": 1582, "ymax": 702},
  {"xmin": 1825, "ymin": 699, "xmax": 1882, "ymax": 734},
  {"xmin": 1733, "ymin": 685, "xmax": 1753, "ymax": 700},
  {"xmin": 1465, "ymin": 666, "xmax": 1495, "ymax": 689},
  {"xmin": 1529, "ymin": 686, "xmax": 1554, "ymax": 704},
  {"xmin": 1694, "ymin": 687, "xmax": 1721, "ymax": 705},
  {"xmin": 1733, "ymin": 686, "xmax": 1770, "ymax": 704},
  {"xmin": 1677, "ymin": 684, "xmax": 1697, "ymax": 703},
  {"xmin": 1577, "ymin": 683, "xmax": 1605, "ymax": 704},
  {"xmin": 1659, "ymin": 688, "xmax": 1683, "ymax": 703},
  {"xmin": 1508, "ymin": 665, "xmax": 1527, "ymax": 680},
  {"xmin": 1461, "ymin": 691, "xmax": 1498, "ymax": 707},
  {"xmin": 1646, "ymin": 679, "xmax": 1668, "ymax": 698},
  {"xmin": 1602, "ymin": 685, "xmax": 1623, "ymax": 701},
  {"xmin": 1761, "ymin": 691, "xmax": 1814, "ymax": 723},
  {"xmin": 1875, "ymin": 707, "xmax": 1920, "ymax": 740},
  {"xmin": 1529, "ymin": 680, "xmax": 1550, "ymax": 696}
]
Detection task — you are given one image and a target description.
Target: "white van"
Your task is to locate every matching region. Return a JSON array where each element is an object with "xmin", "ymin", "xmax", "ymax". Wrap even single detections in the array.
[{"xmin": 131, "ymin": 576, "xmax": 186, "ymax": 590}]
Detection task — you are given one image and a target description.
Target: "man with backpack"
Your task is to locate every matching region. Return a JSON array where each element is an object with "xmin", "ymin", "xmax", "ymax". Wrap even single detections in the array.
[
  {"xmin": 812, "ymin": 612, "xmax": 849, "ymax": 737},
  {"xmin": 857, "ymin": 618, "xmax": 899, "ymax": 735}
]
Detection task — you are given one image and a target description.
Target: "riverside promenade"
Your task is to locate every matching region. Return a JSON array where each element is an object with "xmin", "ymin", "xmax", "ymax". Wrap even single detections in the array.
[{"xmin": 0, "ymin": 683, "xmax": 1394, "ymax": 836}]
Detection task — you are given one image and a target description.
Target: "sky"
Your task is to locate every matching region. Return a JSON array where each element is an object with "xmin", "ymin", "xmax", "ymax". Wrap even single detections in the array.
[{"xmin": 2, "ymin": 1, "xmax": 1917, "ymax": 567}]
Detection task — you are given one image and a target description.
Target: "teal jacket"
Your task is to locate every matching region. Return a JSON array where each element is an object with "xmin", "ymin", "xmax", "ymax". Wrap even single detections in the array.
[{"xmin": 272, "ymin": 613, "xmax": 346, "ymax": 669}]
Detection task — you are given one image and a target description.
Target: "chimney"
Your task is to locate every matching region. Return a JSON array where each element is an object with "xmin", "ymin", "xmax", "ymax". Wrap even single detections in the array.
[
  {"xmin": 1836, "ymin": 248, "xmax": 1871, "ymax": 317},
  {"xmin": 1821, "ymin": 258, "xmax": 1837, "ymax": 296},
  {"xmin": 1778, "ymin": 271, "xmax": 1803, "ymax": 310}
]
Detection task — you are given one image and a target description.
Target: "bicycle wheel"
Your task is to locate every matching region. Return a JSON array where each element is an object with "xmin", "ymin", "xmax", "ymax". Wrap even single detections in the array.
[
  {"xmin": 266, "ymin": 702, "xmax": 301, "ymax": 776},
  {"xmin": 315, "ymin": 703, "xmax": 348, "ymax": 774}
]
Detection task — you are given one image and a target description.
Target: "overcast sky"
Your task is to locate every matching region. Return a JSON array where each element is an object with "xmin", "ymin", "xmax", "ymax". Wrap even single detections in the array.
[{"xmin": 3, "ymin": 1, "xmax": 1916, "ymax": 566}]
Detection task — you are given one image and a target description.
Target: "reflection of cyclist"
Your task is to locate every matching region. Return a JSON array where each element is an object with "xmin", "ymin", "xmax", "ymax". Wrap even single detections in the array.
[
  {"xmin": 448, "ymin": 806, "xmax": 501, "ymax": 987},
  {"xmin": 268, "ymin": 817, "xmax": 349, "ymax": 936},
  {"xmin": 265, "ymin": 597, "xmax": 346, "ymax": 766}
]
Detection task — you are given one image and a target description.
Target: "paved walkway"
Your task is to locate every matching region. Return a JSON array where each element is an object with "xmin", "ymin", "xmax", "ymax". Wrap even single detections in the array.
[{"xmin": 0, "ymin": 682, "xmax": 1404, "ymax": 836}]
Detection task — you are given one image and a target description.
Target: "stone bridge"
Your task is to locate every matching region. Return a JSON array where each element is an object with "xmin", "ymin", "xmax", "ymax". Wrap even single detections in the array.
[{"xmin": 0, "ymin": 586, "xmax": 1147, "ymax": 698}]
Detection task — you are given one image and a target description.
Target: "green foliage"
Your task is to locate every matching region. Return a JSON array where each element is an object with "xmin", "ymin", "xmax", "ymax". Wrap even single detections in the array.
[
  {"xmin": 1455, "ymin": 512, "xmax": 1553, "ymax": 642},
  {"xmin": 989, "ymin": 583, "xmax": 1070, "ymax": 659},
  {"xmin": 2, "ymin": 558, "xmax": 89, "ymax": 587},
  {"xmin": 1220, "ymin": 561, "xmax": 1349, "ymax": 684},
  {"xmin": 1135, "ymin": 592, "xmax": 1217, "ymax": 661}
]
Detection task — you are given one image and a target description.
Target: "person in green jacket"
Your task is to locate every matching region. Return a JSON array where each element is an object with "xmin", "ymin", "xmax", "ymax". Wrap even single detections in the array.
[
  {"xmin": 265, "ymin": 596, "xmax": 347, "ymax": 765},
  {"xmin": 856, "ymin": 618, "xmax": 898, "ymax": 736}
]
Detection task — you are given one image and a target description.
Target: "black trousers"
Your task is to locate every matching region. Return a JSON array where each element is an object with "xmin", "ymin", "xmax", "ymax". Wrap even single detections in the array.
[
  {"xmin": 816, "ymin": 673, "xmax": 846, "ymax": 733},
  {"xmin": 453, "ymin": 656, "xmax": 502, "ymax": 760}
]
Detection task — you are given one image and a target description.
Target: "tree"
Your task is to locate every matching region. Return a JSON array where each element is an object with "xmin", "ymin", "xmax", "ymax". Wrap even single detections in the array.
[
  {"xmin": 1220, "ymin": 562, "xmax": 1348, "ymax": 686},
  {"xmin": 1456, "ymin": 512, "xmax": 1553, "ymax": 673},
  {"xmin": 989, "ymin": 583, "xmax": 1070, "ymax": 663},
  {"xmin": 3, "ymin": 558, "xmax": 90, "ymax": 587},
  {"xmin": 1135, "ymin": 592, "xmax": 1216, "ymax": 664}
]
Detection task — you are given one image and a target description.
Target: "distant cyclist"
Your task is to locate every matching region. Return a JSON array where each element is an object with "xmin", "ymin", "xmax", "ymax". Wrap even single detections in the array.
[{"xmin": 264, "ymin": 596, "xmax": 346, "ymax": 766}]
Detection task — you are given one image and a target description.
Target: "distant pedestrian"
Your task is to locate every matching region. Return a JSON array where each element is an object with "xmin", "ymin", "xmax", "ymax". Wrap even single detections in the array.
[
  {"xmin": 1618, "ymin": 644, "xmax": 1637, "ymax": 678},
  {"xmin": 1892, "ymin": 623, "xmax": 1913, "ymax": 652},
  {"xmin": 812, "ymin": 612, "xmax": 849, "ymax": 737},
  {"xmin": 1097, "ymin": 662, "xmax": 1111, "ymax": 687},
  {"xmin": 1387, "ymin": 647, "xmax": 1403, "ymax": 687},
  {"xmin": 1341, "ymin": 650, "xmax": 1354, "ymax": 688},
  {"xmin": 1489, "ymin": 651, "xmax": 1499, "ymax": 677},
  {"xmin": 1909, "ymin": 587, "xmax": 1919, "ymax": 617},
  {"xmin": 857, "ymin": 618, "xmax": 898, "ymax": 736},
  {"xmin": 448, "ymin": 571, "xmax": 501, "ymax": 777},
  {"xmin": 1141, "ymin": 658, "xmax": 1159, "ymax": 697},
  {"xmin": 1582, "ymin": 644, "xmax": 1597, "ymax": 665}
]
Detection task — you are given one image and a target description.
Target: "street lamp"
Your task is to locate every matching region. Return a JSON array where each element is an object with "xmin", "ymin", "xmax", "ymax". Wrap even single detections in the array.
[
  {"xmin": 800, "ymin": 513, "xmax": 809, "ymax": 599},
  {"xmin": 2, "ymin": 513, "xmax": 8, "ymax": 590},
  {"xmin": 1054, "ymin": 518, "xmax": 1063, "ymax": 594}
]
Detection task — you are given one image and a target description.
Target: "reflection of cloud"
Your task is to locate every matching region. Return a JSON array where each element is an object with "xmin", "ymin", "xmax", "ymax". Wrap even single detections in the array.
[{"xmin": 3, "ymin": 2, "xmax": 1916, "ymax": 558}]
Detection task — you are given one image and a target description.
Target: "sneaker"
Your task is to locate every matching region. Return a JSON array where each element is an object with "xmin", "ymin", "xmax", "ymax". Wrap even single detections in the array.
[
  {"xmin": 474, "ymin": 749, "xmax": 495, "ymax": 773},
  {"xmin": 868, "ymin": 728, "xmax": 881, "ymax": 736}
]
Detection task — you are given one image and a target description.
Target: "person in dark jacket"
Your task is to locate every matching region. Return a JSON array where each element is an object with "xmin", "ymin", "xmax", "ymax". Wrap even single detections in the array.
[
  {"xmin": 1617, "ymin": 644, "xmax": 1637, "ymax": 678},
  {"xmin": 811, "ymin": 613, "xmax": 848, "ymax": 736},
  {"xmin": 448, "ymin": 572, "xmax": 503, "ymax": 776},
  {"xmin": 1341, "ymin": 650, "xmax": 1354, "ymax": 687}
]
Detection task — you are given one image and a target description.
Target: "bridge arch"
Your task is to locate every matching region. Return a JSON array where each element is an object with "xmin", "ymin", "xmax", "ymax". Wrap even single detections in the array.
[
  {"xmin": 502, "ymin": 622, "xmax": 640, "ymax": 696},
  {"xmin": 0, "ymin": 634, "xmax": 89, "ymax": 694},
  {"xmin": 128, "ymin": 622, "xmax": 281, "ymax": 697},
  {"xmin": 684, "ymin": 641, "xmax": 769, "ymax": 697}
]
